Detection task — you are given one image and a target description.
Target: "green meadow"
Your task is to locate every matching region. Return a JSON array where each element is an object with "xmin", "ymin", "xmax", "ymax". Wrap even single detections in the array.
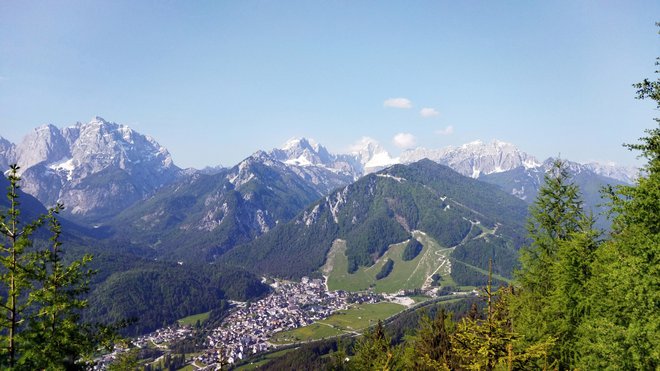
[{"xmin": 324, "ymin": 231, "xmax": 455, "ymax": 293}]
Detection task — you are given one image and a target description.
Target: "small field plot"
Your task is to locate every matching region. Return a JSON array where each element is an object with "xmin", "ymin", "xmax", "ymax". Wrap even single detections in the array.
[
  {"xmin": 318, "ymin": 302, "xmax": 404, "ymax": 331},
  {"xmin": 177, "ymin": 311, "xmax": 210, "ymax": 326}
]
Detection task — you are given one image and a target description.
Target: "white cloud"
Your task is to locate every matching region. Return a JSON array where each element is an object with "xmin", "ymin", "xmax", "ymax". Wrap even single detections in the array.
[
  {"xmin": 420, "ymin": 108, "xmax": 439, "ymax": 118},
  {"xmin": 393, "ymin": 133, "xmax": 416, "ymax": 149},
  {"xmin": 383, "ymin": 98, "xmax": 412, "ymax": 109},
  {"xmin": 435, "ymin": 126, "xmax": 454, "ymax": 136}
]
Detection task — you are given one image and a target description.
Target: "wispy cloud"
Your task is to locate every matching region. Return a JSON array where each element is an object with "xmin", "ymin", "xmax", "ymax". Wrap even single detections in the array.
[
  {"xmin": 383, "ymin": 98, "xmax": 412, "ymax": 109},
  {"xmin": 435, "ymin": 126, "xmax": 454, "ymax": 136},
  {"xmin": 393, "ymin": 133, "xmax": 416, "ymax": 149},
  {"xmin": 420, "ymin": 108, "xmax": 439, "ymax": 118}
]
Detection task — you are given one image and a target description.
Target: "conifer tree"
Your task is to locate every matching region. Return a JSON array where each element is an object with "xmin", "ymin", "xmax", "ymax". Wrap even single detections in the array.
[
  {"xmin": 329, "ymin": 337, "xmax": 350, "ymax": 371},
  {"xmin": 20, "ymin": 205, "xmax": 98, "ymax": 369},
  {"xmin": 548, "ymin": 216, "xmax": 600, "ymax": 366},
  {"xmin": 516, "ymin": 159, "xmax": 584, "ymax": 296},
  {"xmin": 511, "ymin": 159, "xmax": 588, "ymax": 367},
  {"xmin": 350, "ymin": 320, "xmax": 398, "ymax": 370},
  {"xmin": 405, "ymin": 308, "xmax": 454, "ymax": 370},
  {"xmin": 0, "ymin": 165, "xmax": 115, "ymax": 369},
  {"xmin": 0, "ymin": 165, "xmax": 49, "ymax": 368},
  {"xmin": 577, "ymin": 40, "xmax": 660, "ymax": 369},
  {"xmin": 452, "ymin": 262, "xmax": 515, "ymax": 370},
  {"xmin": 453, "ymin": 261, "xmax": 554, "ymax": 370}
]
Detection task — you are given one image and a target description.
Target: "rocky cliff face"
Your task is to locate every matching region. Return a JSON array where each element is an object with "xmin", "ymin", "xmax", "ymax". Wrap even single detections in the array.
[
  {"xmin": 401, "ymin": 140, "xmax": 541, "ymax": 178},
  {"xmin": 110, "ymin": 149, "xmax": 324, "ymax": 261},
  {"xmin": 268, "ymin": 138, "xmax": 361, "ymax": 194},
  {"xmin": 15, "ymin": 124, "xmax": 70, "ymax": 171},
  {"xmin": 8, "ymin": 117, "xmax": 181, "ymax": 220},
  {"xmin": 0, "ymin": 137, "xmax": 16, "ymax": 171}
]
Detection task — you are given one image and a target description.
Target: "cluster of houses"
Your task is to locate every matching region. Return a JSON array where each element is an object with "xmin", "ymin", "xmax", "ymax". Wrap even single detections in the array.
[
  {"xmin": 93, "ymin": 326, "xmax": 193, "ymax": 369},
  {"xmin": 196, "ymin": 277, "xmax": 377, "ymax": 367},
  {"xmin": 133, "ymin": 326, "xmax": 193, "ymax": 349}
]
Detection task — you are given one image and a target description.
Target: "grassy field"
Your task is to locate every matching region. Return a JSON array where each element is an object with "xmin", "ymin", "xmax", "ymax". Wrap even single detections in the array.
[
  {"xmin": 270, "ymin": 323, "xmax": 345, "ymax": 344},
  {"xmin": 324, "ymin": 232, "xmax": 455, "ymax": 293},
  {"xmin": 408, "ymin": 295, "xmax": 433, "ymax": 303},
  {"xmin": 270, "ymin": 302, "xmax": 405, "ymax": 345},
  {"xmin": 318, "ymin": 302, "xmax": 404, "ymax": 331},
  {"xmin": 178, "ymin": 311, "xmax": 210, "ymax": 326}
]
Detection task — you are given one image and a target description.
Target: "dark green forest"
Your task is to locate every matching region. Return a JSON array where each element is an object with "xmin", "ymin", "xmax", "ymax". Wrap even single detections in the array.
[
  {"xmin": 375, "ymin": 258, "xmax": 394, "ymax": 280},
  {"xmin": 401, "ymin": 238, "xmax": 423, "ymax": 261},
  {"xmin": 84, "ymin": 264, "xmax": 269, "ymax": 336}
]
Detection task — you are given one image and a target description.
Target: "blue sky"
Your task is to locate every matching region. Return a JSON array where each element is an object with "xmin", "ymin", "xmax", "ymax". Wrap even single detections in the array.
[{"xmin": 1, "ymin": 1, "xmax": 658, "ymax": 168}]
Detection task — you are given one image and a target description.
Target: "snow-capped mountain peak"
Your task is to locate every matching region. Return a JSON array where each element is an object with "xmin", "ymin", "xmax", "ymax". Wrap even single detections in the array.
[
  {"xmin": 583, "ymin": 162, "xmax": 639, "ymax": 184},
  {"xmin": 271, "ymin": 137, "xmax": 334, "ymax": 167},
  {"xmin": 348, "ymin": 137, "xmax": 399, "ymax": 171},
  {"xmin": 7, "ymin": 117, "xmax": 181, "ymax": 219},
  {"xmin": 283, "ymin": 137, "xmax": 320, "ymax": 152}
]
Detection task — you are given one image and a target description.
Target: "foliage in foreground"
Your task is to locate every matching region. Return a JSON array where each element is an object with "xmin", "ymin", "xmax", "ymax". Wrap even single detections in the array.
[
  {"xmin": 244, "ymin": 36, "xmax": 660, "ymax": 369},
  {"xmin": 511, "ymin": 39, "xmax": 660, "ymax": 369},
  {"xmin": 0, "ymin": 165, "xmax": 116, "ymax": 369}
]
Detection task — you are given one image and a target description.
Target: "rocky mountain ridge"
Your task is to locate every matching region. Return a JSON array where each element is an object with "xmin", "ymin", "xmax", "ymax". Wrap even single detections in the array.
[
  {"xmin": 108, "ymin": 149, "xmax": 323, "ymax": 262},
  {"xmin": 400, "ymin": 140, "xmax": 541, "ymax": 178},
  {"xmin": 267, "ymin": 137, "xmax": 638, "ymax": 185},
  {"xmin": 0, "ymin": 117, "xmax": 180, "ymax": 220}
]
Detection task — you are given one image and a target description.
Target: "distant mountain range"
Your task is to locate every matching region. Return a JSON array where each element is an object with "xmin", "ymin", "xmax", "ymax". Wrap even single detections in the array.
[
  {"xmin": 0, "ymin": 117, "xmax": 637, "ymax": 238},
  {"xmin": 400, "ymin": 140, "xmax": 541, "ymax": 178}
]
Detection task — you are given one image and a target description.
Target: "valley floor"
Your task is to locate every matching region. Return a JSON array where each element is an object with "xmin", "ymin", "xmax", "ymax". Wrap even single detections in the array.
[{"xmin": 97, "ymin": 277, "xmax": 383, "ymax": 369}]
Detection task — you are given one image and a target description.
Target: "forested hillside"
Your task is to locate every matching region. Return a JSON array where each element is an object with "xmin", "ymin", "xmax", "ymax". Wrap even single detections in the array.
[
  {"xmin": 481, "ymin": 159, "xmax": 628, "ymax": 229},
  {"xmin": 224, "ymin": 160, "xmax": 528, "ymax": 283},
  {"xmin": 84, "ymin": 264, "xmax": 269, "ymax": 335},
  {"xmin": 107, "ymin": 152, "xmax": 323, "ymax": 262}
]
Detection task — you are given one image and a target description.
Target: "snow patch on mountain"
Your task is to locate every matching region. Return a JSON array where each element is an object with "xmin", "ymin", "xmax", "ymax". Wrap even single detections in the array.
[
  {"xmin": 583, "ymin": 162, "xmax": 639, "ymax": 184},
  {"xmin": 48, "ymin": 158, "xmax": 76, "ymax": 181},
  {"xmin": 228, "ymin": 158, "xmax": 258, "ymax": 188},
  {"xmin": 284, "ymin": 154, "xmax": 314, "ymax": 167},
  {"xmin": 348, "ymin": 137, "xmax": 399, "ymax": 173},
  {"xmin": 401, "ymin": 139, "xmax": 540, "ymax": 178},
  {"xmin": 376, "ymin": 174, "xmax": 407, "ymax": 183}
]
